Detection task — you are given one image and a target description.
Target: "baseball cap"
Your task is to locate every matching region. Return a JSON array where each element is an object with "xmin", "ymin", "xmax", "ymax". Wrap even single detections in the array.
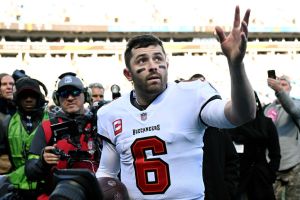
[{"xmin": 57, "ymin": 73, "xmax": 84, "ymax": 91}]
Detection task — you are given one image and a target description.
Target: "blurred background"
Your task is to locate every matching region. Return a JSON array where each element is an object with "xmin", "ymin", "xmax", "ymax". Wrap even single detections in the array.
[{"xmin": 0, "ymin": 0, "xmax": 299, "ymax": 103}]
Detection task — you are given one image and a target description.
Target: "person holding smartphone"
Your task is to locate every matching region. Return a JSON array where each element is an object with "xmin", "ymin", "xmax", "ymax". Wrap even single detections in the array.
[{"xmin": 264, "ymin": 73, "xmax": 300, "ymax": 199}]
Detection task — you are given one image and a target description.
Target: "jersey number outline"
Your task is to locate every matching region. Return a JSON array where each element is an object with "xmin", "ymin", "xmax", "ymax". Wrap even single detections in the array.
[{"xmin": 131, "ymin": 136, "xmax": 170, "ymax": 194}]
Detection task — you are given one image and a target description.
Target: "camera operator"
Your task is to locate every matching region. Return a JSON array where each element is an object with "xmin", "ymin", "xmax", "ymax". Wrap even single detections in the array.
[{"xmin": 25, "ymin": 72, "xmax": 102, "ymax": 200}]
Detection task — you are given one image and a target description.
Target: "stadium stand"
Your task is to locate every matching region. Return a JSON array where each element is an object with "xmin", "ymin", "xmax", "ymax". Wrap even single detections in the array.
[{"xmin": 0, "ymin": 0, "xmax": 299, "ymax": 102}]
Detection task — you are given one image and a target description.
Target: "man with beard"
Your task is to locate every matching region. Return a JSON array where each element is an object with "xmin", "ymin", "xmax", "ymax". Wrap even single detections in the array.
[
  {"xmin": 25, "ymin": 72, "xmax": 101, "ymax": 200},
  {"xmin": 96, "ymin": 6, "xmax": 256, "ymax": 200},
  {"xmin": 0, "ymin": 77, "xmax": 49, "ymax": 199}
]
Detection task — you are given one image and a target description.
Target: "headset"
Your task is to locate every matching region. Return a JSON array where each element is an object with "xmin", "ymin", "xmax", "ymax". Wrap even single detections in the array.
[
  {"xmin": 13, "ymin": 77, "xmax": 48, "ymax": 109},
  {"xmin": 52, "ymin": 72, "xmax": 91, "ymax": 106}
]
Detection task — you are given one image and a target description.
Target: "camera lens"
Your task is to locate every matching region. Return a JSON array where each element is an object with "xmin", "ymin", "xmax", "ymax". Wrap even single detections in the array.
[{"xmin": 49, "ymin": 180, "xmax": 87, "ymax": 200}]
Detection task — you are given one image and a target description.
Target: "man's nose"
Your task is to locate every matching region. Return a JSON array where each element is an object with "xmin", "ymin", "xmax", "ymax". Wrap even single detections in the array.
[
  {"xmin": 66, "ymin": 94, "xmax": 76, "ymax": 100},
  {"xmin": 6, "ymin": 86, "xmax": 13, "ymax": 90},
  {"xmin": 148, "ymin": 60, "xmax": 158, "ymax": 71}
]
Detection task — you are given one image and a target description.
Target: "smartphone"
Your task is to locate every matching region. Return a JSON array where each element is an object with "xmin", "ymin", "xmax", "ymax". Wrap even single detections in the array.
[{"xmin": 267, "ymin": 70, "xmax": 276, "ymax": 79}]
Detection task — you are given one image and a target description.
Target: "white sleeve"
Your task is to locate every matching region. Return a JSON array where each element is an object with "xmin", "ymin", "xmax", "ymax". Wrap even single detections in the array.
[
  {"xmin": 95, "ymin": 141, "xmax": 120, "ymax": 179},
  {"xmin": 200, "ymin": 99, "xmax": 236, "ymax": 129}
]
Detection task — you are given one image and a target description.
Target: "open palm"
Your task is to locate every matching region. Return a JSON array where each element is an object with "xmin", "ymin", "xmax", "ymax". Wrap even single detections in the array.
[{"xmin": 215, "ymin": 6, "xmax": 251, "ymax": 65}]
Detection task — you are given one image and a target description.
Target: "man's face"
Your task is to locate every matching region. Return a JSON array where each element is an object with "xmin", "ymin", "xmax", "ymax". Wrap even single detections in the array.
[
  {"xmin": 0, "ymin": 75, "xmax": 15, "ymax": 100},
  {"xmin": 19, "ymin": 91, "xmax": 38, "ymax": 112},
  {"xmin": 91, "ymin": 87, "xmax": 104, "ymax": 103},
  {"xmin": 280, "ymin": 79, "xmax": 291, "ymax": 93},
  {"xmin": 58, "ymin": 87, "xmax": 85, "ymax": 114},
  {"xmin": 124, "ymin": 45, "xmax": 168, "ymax": 96}
]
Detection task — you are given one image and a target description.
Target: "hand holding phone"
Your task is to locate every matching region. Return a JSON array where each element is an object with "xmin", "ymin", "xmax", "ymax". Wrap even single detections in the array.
[{"xmin": 267, "ymin": 70, "xmax": 276, "ymax": 79}]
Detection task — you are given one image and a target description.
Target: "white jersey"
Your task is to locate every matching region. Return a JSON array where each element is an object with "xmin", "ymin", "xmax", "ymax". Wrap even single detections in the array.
[{"xmin": 96, "ymin": 81, "xmax": 233, "ymax": 200}]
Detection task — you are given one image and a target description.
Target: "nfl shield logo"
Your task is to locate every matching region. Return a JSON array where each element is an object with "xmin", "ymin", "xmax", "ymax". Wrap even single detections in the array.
[{"xmin": 141, "ymin": 112, "xmax": 147, "ymax": 121}]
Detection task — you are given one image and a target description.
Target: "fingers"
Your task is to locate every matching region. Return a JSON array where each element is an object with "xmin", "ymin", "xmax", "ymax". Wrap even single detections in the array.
[
  {"xmin": 242, "ymin": 9, "xmax": 251, "ymax": 27},
  {"xmin": 267, "ymin": 78, "xmax": 280, "ymax": 90},
  {"xmin": 43, "ymin": 146, "xmax": 59, "ymax": 165},
  {"xmin": 240, "ymin": 20, "xmax": 248, "ymax": 52},
  {"xmin": 44, "ymin": 146, "xmax": 55, "ymax": 153},
  {"xmin": 240, "ymin": 32, "xmax": 247, "ymax": 53},
  {"xmin": 233, "ymin": 5, "xmax": 240, "ymax": 28},
  {"xmin": 241, "ymin": 21, "xmax": 248, "ymax": 38},
  {"xmin": 235, "ymin": 6, "xmax": 250, "ymax": 34},
  {"xmin": 234, "ymin": 6, "xmax": 250, "ymax": 28},
  {"xmin": 215, "ymin": 26, "xmax": 226, "ymax": 43}
]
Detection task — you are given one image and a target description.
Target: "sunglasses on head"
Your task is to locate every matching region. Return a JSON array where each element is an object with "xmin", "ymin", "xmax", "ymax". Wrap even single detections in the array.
[{"xmin": 57, "ymin": 89, "xmax": 82, "ymax": 98}]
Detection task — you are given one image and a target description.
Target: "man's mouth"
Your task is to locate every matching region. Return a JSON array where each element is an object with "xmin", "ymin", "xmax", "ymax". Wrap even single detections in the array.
[
  {"xmin": 24, "ymin": 105, "xmax": 35, "ymax": 109},
  {"xmin": 147, "ymin": 74, "xmax": 161, "ymax": 81}
]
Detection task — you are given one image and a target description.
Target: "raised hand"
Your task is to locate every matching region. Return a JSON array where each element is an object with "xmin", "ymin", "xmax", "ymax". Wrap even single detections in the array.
[
  {"xmin": 267, "ymin": 78, "xmax": 282, "ymax": 93},
  {"xmin": 215, "ymin": 6, "xmax": 251, "ymax": 66}
]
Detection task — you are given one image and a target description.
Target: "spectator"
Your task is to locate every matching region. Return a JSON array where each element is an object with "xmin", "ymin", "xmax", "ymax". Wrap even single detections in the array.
[
  {"xmin": 25, "ymin": 72, "xmax": 101, "ymax": 200},
  {"xmin": 264, "ymin": 74, "xmax": 300, "ymax": 199},
  {"xmin": 0, "ymin": 77, "xmax": 50, "ymax": 199},
  {"xmin": 0, "ymin": 73, "xmax": 16, "ymax": 117},
  {"xmin": 203, "ymin": 127, "xmax": 240, "ymax": 200},
  {"xmin": 225, "ymin": 91, "xmax": 280, "ymax": 200},
  {"xmin": 0, "ymin": 73, "xmax": 16, "ymax": 174},
  {"xmin": 190, "ymin": 73, "xmax": 240, "ymax": 200},
  {"xmin": 89, "ymin": 82, "xmax": 105, "ymax": 104},
  {"xmin": 96, "ymin": 6, "xmax": 256, "ymax": 199}
]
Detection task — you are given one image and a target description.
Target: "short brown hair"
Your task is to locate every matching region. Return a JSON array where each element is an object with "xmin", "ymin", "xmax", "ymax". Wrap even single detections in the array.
[{"xmin": 124, "ymin": 34, "xmax": 166, "ymax": 69}]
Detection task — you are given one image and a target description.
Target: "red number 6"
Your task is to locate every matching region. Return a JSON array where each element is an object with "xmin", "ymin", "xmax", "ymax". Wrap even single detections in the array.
[{"xmin": 131, "ymin": 136, "xmax": 170, "ymax": 194}]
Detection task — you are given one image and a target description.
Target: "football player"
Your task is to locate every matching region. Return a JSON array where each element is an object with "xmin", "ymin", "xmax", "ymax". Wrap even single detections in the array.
[{"xmin": 96, "ymin": 6, "xmax": 255, "ymax": 199}]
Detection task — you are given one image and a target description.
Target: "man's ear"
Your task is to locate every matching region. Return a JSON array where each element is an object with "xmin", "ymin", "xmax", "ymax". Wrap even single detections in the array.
[{"xmin": 123, "ymin": 68, "xmax": 132, "ymax": 81}]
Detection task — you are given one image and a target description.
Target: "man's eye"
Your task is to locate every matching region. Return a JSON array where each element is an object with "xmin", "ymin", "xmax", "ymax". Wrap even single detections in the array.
[
  {"xmin": 154, "ymin": 56, "xmax": 163, "ymax": 62},
  {"xmin": 138, "ymin": 58, "xmax": 147, "ymax": 65}
]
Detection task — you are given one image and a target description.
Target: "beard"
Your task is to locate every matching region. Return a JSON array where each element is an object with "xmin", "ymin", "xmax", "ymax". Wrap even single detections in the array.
[{"xmin": 132, "ymin": 72, "xmax": 167, "ymax": 96}]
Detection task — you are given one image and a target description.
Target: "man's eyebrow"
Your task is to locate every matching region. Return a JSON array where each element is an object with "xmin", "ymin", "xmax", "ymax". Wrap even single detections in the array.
[
  {"xmin": 153, "ymin": 52, "xmax": 163, "ymax": 56},
  {"xmin": 135, "ymin": 53, "xmax": 147, "ymax": 60},
  {"xmin": 135, "ymin": 52, "xmax": 163, "ymax": 59}
]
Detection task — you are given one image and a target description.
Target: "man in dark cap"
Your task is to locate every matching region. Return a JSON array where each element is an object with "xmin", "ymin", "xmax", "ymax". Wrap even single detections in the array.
[
  {"xmin": 25, "ymin": 72, "xmax": 101, "ymax": 200},
  {"xmin": 0, "ymin": 77, "xmax": 49, "ymax": 199}
]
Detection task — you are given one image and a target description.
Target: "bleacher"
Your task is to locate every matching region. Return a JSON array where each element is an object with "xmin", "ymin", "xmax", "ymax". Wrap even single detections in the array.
[{"xmin": 0, "ymin": 0, "xmax": 299, "ymax": 102}]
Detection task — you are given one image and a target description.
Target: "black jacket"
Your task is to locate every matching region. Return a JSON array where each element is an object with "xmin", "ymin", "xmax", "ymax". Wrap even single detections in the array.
[
  {"xmin": 225, "ymin": 109, "xmax": 281, "ymax": 200},
  {"xmin": 203, "ymin": 127, "xmax": 239, "ymax": 200},
  {"xmin": 0, "ymin": 98, "xmax": 16, "ymax": 133},
  {"xmin": 0, "ymin": 98, "xmax": 16, "ymax": 117}
]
